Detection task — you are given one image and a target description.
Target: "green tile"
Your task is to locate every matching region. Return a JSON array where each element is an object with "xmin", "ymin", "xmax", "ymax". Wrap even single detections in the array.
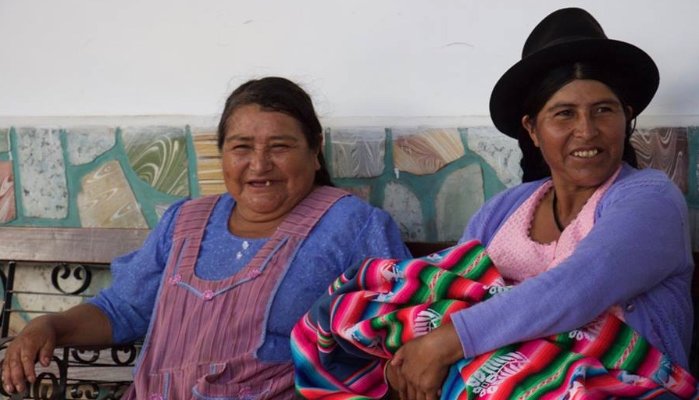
[{"xmin": 122, "ymin": 126, "xmax": 190, "ymax": 197}]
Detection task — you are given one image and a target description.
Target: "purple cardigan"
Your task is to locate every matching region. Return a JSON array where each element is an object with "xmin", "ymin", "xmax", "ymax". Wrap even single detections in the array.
[{"xmin": 452, "ymin": 164, "xmax": 694, "ymax": 367}]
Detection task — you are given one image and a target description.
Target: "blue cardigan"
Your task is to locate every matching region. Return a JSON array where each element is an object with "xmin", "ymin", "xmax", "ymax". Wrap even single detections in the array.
[
  {"xmin": 452, "ymin": 164, "xmax": 694, "ymax": 367},
  {"xmin": 89, "ymin": 193, "xmax": 410, "ymax": 362}
]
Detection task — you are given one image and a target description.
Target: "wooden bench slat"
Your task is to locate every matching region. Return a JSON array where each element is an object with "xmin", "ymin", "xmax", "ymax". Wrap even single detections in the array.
[{"xmin": 0, "ymin": 227, "xmax": 150, "ymax": 264}]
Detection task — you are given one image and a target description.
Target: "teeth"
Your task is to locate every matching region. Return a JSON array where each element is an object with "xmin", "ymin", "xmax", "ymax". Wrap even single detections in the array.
[
  {"xmin": 265, "ymin": 180, "xmax": 271, "ymax": 187},
  {"xmin": 572, "ymin": 149, "xmax": 598, "ymax": 158}
]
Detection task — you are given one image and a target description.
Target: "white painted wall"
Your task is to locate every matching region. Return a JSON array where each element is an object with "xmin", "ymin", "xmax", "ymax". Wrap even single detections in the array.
[{"xmin": 1, "ymin": 0, "xmax": 698, "ymax": 121}]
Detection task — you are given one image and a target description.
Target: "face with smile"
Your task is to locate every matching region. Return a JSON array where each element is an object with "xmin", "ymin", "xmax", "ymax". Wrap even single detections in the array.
[
  {"xmin": 522, "ymin": 79, "xmax": 630, "ymax": 191},
  {"xmin": 222, "ymin": 104, "xmax": 320, "ymax": 229}
]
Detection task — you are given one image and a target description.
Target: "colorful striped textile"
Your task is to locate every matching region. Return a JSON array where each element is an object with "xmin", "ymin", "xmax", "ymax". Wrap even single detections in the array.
[{"xmin": 291, "ymin": 240, "xmax": 698, "ymax": 399}]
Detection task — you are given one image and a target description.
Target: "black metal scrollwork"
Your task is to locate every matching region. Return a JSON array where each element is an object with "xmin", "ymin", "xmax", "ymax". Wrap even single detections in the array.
[
  {"xmin": 0, "ymin": 261, "xmax": 7, "ymax": 331},
  {"xmin": 70, "ymin": 348, "xmax": 101, "ymax": 364},
  {"xmin": 33, "ymin": 372, "xmax": 62, "ymax": 400},
  {"xmin": 0, "ymin": 261, "xmax": 7, "ymax": 294},
  {"xmin": 69, "ymin": 382, "xmax": 100, "ymax": 400},
  {"xmin": 111, "ymin": 344, "xmax": 139, "ymax": 366},
  {"xmin": 101, "ymin": 383, "xmax": 130, "ymax": 400},
  {"xmin": 50, "ymin": 264, "xmax": 93, "ymax": 295}
]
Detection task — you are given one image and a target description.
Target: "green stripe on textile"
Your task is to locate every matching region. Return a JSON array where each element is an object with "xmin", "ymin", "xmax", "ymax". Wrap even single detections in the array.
[
  {"xmin": 379, "ymin": 313, "xmax": 404, "ymax": 352},
  {"xmin": 600, "ymin": 324, "xmax": 635, "ymax": 367},
  {"xmin": 619, "ymin": 336, "xmax": 650, "ymax": 372},
  {"xmin": 515, "ymin": 351, "xmax": 583, "ymax": 399},
  {"xmin": 430, "ymin": 269, "xmax": 459, "ymax": 300},
  {"xmin": 450, "ymin": 247, "xmax": 492, "ymax": 280}
]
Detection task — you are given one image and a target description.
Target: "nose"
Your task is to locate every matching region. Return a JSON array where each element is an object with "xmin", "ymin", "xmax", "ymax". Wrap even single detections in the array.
[
  {"xmin": 574, "ymin": 113, "xmax": 598, "ymax": 139},
  {"xmin": 249, "ymin": 147, "xmax": 272, "ymax": 172}
]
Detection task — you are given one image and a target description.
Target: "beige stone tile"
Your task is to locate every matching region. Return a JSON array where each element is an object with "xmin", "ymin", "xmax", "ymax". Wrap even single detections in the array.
[
  {"xmin": 435, "ymin": 163, "xmax": 484, "ymax": 242},
  {"xmin": 339, "ymin": 185, "xmax": 371, "ymax": 202},
  {"xmin": 77, "ymin": 160, "xmax": 148, "ymax": 228},
  {"xmin": 0, "ymin": 161, "xmax": 16, "ymax": 223},
  {"xmin": 383, "ymin": 182, "xmax": 425, "ymax": 241},
  {"xmin": 393, "ymin": 128, "xmax": 464, "ymax": 175}
]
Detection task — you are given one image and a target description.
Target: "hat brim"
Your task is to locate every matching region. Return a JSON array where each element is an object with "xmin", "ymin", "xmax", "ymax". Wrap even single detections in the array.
[{"xmin": 489, "ymin": 38, "xmax": 659, "ymax": 138}]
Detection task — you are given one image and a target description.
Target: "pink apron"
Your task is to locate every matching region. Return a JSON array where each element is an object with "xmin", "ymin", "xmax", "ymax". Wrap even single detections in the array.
[{"xmin": 123, "ymin": 186, "xmax": 348, "ymax": 400}]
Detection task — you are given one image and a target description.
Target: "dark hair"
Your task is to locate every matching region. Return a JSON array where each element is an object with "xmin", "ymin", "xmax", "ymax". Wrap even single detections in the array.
[
  {"xmin": 519, "ymin": 62, "xmax": 638, "ymax": 182},
  {"xmin": 216, "ymin": 76, "xmax": 333, "ymax": 186}
]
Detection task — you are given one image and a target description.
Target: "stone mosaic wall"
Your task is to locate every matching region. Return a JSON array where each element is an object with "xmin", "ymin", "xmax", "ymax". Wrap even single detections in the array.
[{"xmin": 0, "ymin": 123, "xmax": 697, "ymax": 248}]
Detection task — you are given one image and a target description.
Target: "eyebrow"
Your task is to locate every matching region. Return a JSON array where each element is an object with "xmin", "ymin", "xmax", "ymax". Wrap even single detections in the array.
[
  {"xmin": 546, "ymin": 98, "xmax": 621, "ymax": 111},
  {"xmin": 224, "ymin": 134, "xmax": 301, "ymax": 143}
]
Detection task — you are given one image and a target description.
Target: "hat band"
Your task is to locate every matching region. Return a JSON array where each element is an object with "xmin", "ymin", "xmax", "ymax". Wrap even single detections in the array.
[{"xmin": 526, "ymin": 35, "xmax": 606, "ymax": 56}]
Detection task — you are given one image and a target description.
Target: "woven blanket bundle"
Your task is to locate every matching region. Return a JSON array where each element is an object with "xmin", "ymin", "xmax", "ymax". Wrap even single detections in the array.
[{"xmin": 291, "ymin": 241, "xmax": 698, "ymax": 399}]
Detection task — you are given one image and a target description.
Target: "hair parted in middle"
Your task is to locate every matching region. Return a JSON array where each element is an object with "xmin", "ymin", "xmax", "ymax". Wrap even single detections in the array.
[{"xmin": 216, "ymin": 76, "xmax": 333, "ymax": 186}]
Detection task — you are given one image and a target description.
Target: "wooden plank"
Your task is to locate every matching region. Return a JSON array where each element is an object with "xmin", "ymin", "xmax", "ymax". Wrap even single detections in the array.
[
  {"xmin": 0, "ymin": 227, "xmax": 150, "ymax": 264},
  {"xmin": 192, "ymin": 132, "xmax": 217, "ymax": 141},
  {"xmin": 199, "ymin": 181, "xmax": 227, "ymax": 196},
  {"xmin": 193, "ymin": 139, "xmax": 220, "ymax": 158},
  {"xmin": 196, "ymin": 158, "xmax": 223, "ymax": 181}
]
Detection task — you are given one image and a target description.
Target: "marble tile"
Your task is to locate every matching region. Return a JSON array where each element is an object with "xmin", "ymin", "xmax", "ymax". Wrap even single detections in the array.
[
  {"xmin": 339, "ymin": 185, "xmax": 371, "ymax": 202},
  {"xmin": 66, "ymin": 126, "xmax": 116, "ymax": 165},
  {"xmin": 393, "ymin": 128, "xmax": 464, "ymax": 175},
  {"xmin": 466, "ymin": 127, "xmax": 522, "ymax": 188},
  {"xmin": 16, "ymin": 128, "xmax": 69, "ymax": 219},
  {"xmin": 329, "ymin": 128, "xmax": 386, "ymax": 178},
  {"xmin": 383, "ymin": 182, "xmax": 425, "ymax": 241},
  {"xmin": 435, "ymin": 163, "xmax": 484, "ymax": 242},
  {"xmin": 122, "ymin": 126, "xmax": 190, "ymax": 197},
  {"xmin": 9, "ymin": 264, "xmax": 111, "ymax": 335},
  {"xmin": 0, "ymin": 128, "xmax": 8, "ymax": 152},
  {"xmin": 77, "ymin": 160, "xmax": 148, "ymax": 228},
  {"xmin": 631, "ymin": 128, "xmax": 688, "ymax": 193},
  {"xmin": 0, "ymin": 161, "xmax": 16, "ymax": 223},
  {"xmin": 155, "ymin": 203, "xmax": 172, "ymax": 220}
]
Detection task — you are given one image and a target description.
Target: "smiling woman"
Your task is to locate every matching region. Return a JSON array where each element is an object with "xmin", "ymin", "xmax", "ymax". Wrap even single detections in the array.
[
  {"xmin": 221, "ymin": 104, "xmax": 321, "ymax": 237},
  {"xmin": 1, "ymin": 77, "xmax": 411, "ymax": 399},
  {"xmin": 381, "ymin": 7, "xmax": 695, "ymax": 400}
]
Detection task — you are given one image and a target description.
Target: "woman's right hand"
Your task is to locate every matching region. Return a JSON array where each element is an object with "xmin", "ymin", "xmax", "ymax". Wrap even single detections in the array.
[
  {"xmin": 1, "ymin": 315, "xmax": 58, "ymax": 394},
  {"xmin": 385, "ymin": 362, "xmax": 403, "ymax": 399}
]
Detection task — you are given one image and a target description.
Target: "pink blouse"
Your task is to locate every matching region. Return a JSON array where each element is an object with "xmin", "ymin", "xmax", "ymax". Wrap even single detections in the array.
[{"xmin": 487, "ymin": 168, "xmax": 621, "ymax": 280}]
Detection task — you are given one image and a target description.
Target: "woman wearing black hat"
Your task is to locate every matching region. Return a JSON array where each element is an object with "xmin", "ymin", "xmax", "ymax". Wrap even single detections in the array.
[{"xmin": 388, "ymin": 8, "xmax": 693, "ymax": 399}]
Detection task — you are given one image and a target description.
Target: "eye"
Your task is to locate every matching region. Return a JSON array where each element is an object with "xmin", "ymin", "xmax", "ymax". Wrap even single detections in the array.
[
  {"xmin": 269, "ymin": 143, "xmax": 292, "ymax": 152},
  {"xmin": 227, "ymin": 143, "xmax": 252, "ymax": 153},
  {"xmin": 595, "ymin": 105, "xmax": 614, "ymax": 114},
  {"xmin": 554, "ymin": 109, "xmax": 574, "ymax": 118}
]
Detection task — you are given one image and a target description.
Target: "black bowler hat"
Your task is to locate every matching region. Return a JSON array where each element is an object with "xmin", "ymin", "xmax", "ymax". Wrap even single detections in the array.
[{"xmin": 489, "ymin": 7, "xmax": 659, "ymax": 138}]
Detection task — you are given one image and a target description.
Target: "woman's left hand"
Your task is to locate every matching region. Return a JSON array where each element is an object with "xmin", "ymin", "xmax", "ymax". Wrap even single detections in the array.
[{"xmin": 390, "ymin": 322, "xmax": 463, "ymax": 400}]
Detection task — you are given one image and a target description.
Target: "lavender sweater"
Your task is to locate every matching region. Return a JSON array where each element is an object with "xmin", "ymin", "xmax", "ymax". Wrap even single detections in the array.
[
  {"xmin": 89, "ymin": 193, "xmax": 410, "ymax": 362},
  {"xmin": 452, "ymin": 164, "xmax": 694, "ymax": 367}
]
